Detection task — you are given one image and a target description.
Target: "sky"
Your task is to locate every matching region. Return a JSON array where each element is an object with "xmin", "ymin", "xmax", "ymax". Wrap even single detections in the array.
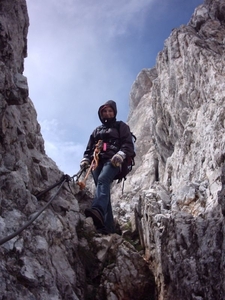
[{"xmin": 24, "ymin": 0, "xmax": 203, "ymax": 176}]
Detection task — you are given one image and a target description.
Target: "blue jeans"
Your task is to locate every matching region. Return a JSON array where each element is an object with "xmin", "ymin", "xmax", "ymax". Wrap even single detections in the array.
[{"xmin": 92, "ymin": 160, "xmax": 120, "ymax": 233}]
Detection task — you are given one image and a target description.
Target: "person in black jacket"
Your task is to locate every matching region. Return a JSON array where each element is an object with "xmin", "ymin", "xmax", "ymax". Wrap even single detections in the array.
[{"xmin": 80, "ymin": 100, "xmax": 135, "ymax": 234}]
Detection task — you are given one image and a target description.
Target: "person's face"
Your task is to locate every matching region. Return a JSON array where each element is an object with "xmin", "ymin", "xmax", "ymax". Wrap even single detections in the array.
[{"xmin": 101, "ymin": 107, "xmax": 114, "ymax": 118}]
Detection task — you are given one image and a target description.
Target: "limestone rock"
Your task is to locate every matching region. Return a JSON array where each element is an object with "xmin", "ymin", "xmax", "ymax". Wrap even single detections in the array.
[{"xmin": 112, "ymin": 0, "xmax": 225, "ymax": 299}]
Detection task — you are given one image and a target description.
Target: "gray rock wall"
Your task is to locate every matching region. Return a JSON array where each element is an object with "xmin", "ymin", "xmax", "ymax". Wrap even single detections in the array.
[
  {"xmin": 0, "ymin": 2, "xmax": 84, "ymax": 299},
  {"xmin": 113, "ymin": 0, "xmax": 225, "ymax": 299}
]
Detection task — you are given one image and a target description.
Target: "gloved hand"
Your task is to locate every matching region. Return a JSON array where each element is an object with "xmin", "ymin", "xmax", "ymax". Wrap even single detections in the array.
[
  {"xmin": 111, "ymin": 151, "xmax": 125, "ymax": 167},
  {"xmin": 80, "ymin": 158, "xmax": 90, "ymax": 170}
]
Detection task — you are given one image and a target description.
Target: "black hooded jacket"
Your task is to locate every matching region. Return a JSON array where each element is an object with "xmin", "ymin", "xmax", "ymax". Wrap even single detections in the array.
[{"xmin": 83, "ymin": 100, "xmax": 135, "ymax": 162}]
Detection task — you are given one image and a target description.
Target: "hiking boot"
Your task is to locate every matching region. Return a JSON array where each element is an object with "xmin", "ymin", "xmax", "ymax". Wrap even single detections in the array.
[
  {"xmin": 97, "ymin": 227, "xmax": 110, "ymax": 235},
  {"xmin": 84, "ymin": 208, "xmax": 104, "ymax": 229}
]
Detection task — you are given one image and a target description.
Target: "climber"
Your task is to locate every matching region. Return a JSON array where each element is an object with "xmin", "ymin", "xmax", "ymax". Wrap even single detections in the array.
[{"xmin": 80, "ymin": 100, "xmax": 135, "ymax": 234}]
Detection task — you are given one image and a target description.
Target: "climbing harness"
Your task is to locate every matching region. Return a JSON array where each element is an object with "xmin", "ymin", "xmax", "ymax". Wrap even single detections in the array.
[
  {"xmin": 0, "ymin": 171, "xmax": 84, "ymax": 247},
  {"xmin": 77, "ymin": 140, "xmax": 103, "ymax": 190}
]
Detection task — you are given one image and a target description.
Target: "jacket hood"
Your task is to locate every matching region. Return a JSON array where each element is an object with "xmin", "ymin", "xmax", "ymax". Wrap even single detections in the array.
[{"xmin": 98, "ymin": 100, "xmax": 117, "ymax": 125}]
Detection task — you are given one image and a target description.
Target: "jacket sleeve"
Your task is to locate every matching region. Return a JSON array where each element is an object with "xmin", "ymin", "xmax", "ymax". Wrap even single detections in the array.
[
  {"xmin": 118, "ymin": 121, "xmax": 135, "ymax": 157},
  {"xmin": 83, "ymin": 129, "xmax": 97, "ymax": 161}
]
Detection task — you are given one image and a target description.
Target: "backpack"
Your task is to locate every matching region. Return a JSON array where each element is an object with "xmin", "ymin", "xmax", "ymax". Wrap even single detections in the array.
[{"xmin": 113, "ymin": 121, "xmax": 136, "ymax": 183}]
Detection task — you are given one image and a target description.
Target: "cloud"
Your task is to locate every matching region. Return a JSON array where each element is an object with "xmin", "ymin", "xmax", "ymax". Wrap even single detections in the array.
[
  {"xmin": 40, "ymin": 119, "xmax": 84, "ymax": 175},
  {"xmin": 25, "ymin": 0, "xmax": 156, "ymax": 132},
  {"xmin": 44, "ymin": 0, "xmax": 155, "ymax": 37}
]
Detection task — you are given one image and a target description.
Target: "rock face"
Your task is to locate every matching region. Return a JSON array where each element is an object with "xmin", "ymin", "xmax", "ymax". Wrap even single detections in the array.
[
  {"xmin": 1, "ymin": 0, "xmax": 225, "ymax": 299},
  {"xmin": 112, "ymin": 0, "xmax": 225, "ymax": 299}
]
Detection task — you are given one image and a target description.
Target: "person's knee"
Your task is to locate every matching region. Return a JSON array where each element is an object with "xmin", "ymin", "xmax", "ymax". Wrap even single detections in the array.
[
  {"xmin": 97, "ymin": 176, "xmax": 110, "ymax": 185},
  {"xmin": 97, "ymin": 171, "xmax": 113, "ymax": 185}
]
